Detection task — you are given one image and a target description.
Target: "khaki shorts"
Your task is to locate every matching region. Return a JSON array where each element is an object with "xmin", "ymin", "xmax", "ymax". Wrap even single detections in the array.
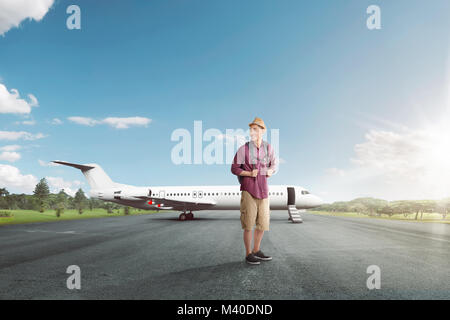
[{"xmin": 240, "ymin": 190, "xmax": 270, "ymax": 231}]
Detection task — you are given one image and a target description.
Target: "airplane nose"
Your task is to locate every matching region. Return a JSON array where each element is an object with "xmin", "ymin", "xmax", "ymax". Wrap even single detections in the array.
[{"xmin": 312, "ymin": 195, "xmax": 325, "ymax": 207}]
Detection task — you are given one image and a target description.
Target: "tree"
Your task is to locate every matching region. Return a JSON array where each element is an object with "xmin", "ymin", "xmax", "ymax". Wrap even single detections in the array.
[
  {"xmin": 436, "ymin": 198, "xmax": 450, "ymax": 220},
  {"xmin": 390, "ymin": 201, "xmax": 414, "ymax": 218},
  {"xmin": 55, "ymin": 189, "xmax": 68, "ymax": 217},
  {"xmin": 88, "ymin": 199, "xmax": 94, "ymax": 211},
  {"xmin": 378, "ymin": 205, "xmax": 394, "ymax": 217},
  {"xmin": 0, "ymin": 188, "xmax": 9, "ymax": 209},
  {"xmin": 0, "ymin": 187, "xmax": 9, "ymax": 197},
  {"xmin": 73, "ymin": 188, "xmax": 87, "ymax": 214},
  {"xmin": 33, "ymin": 178, "xmax": 50, "ymax": 212},
  {"xmin": 104, "ymin": 202, "xmax": 114, "ymax": 213}
]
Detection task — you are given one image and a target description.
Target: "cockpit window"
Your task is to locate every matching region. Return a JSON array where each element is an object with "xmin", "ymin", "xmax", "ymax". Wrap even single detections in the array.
[{"xmin": 301, "ymin": 190, "xmax": 310, "ymax": 195}]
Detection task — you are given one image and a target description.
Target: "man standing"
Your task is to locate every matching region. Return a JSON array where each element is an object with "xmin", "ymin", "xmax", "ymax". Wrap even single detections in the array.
[{"xmin": 231, "ymin": 117, "xmax": 277, "ymax": 265}]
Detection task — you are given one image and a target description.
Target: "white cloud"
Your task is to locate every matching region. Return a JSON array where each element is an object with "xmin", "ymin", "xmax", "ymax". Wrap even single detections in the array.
[
  {"xmin": 101, "ymin": 116, "xmax": 151, "ymax": 129},
  {"xmin": 0, "ymin": 83, "xmax": 39, "ymax": 114},
  {"xmin": 321, "ymin": 126, "xmax": 450, "ymax": 202},
  {"xmin": 0, "ymin": 144, "xmax": 21, "ymax": 151},
  {"xmin": 67, "ymin": 116, "xmax": 152, "ymax": 129},
  {"xmin": 0, "ymin": 164, "xmax": 38, "ymax": 193},
  {"xmin": 0, "ymin": 151, "xmax": 20, "ymax": 162},
  {"xmin": 0, "ymin": 0, "xmax": 55, "ymax": 36},
  {"xmin": 38, "ymin": 159, "xmax": 60, "ymax": 167},
  {"xmin": 0, "ymin": 131, "xmax": 47, "ymax": 141},
  {"xmin": 0, "ymin": 164, "xmax": 84, "ymax": 196},
  {"xmin": 45, "ymin": 176, "xmax": 85, "ymax": 197},
  {"xmin": 14, "ymin": 119, "xmax": 36, "ymax": 125},
  {"xmin": 67, "ymin": 116, "xmax": 100, "ymax": 127},
  {"xmin": 50, "ymin": 118, "xmax": 62, "ymax": 125}
]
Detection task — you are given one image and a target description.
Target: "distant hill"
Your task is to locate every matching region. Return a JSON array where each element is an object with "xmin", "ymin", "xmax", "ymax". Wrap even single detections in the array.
[{"xmin": 312, "ymin": 197, "xmax": 450, "ymax": 220}]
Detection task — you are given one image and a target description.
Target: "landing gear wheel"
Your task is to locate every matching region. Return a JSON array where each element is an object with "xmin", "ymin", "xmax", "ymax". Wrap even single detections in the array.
[
  {"xmin": 179, "ymin": 213, "xmax": 187, "ymax": 221},
  {"xmin": 187, "ymin": 213, "xmax": 194, "ymax": 220}
]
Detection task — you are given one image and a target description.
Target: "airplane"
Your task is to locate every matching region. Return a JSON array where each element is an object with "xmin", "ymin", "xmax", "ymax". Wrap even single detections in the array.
[{"xmin": 52, "ymin": 160, "xmax": 325, "ymax": 223}]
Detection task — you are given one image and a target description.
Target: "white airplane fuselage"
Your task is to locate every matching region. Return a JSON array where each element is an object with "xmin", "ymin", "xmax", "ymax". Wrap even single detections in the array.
[
  {"xmin": 91, "ymin": 184, "xmax": 324, "ymax": 211},
  {"xmin": 51, "ymin": 161, "xmax": 324, "ymax": 215}
]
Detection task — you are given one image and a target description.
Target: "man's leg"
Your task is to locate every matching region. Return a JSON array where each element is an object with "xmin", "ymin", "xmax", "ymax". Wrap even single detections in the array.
[
  {"xmin": 243, "ymin": 229, "xmax": 253, "ymax": 256},
  {"xmin": 252, "ymin": 229, "xmax": 264, "ymax": 253},
  {"xmin": 241, "ymin": 191, "xmax": 257, "ymax": 257},
  {"xmin": 253, "ymin": 197, "xmax": 269, "ymax": 254}
]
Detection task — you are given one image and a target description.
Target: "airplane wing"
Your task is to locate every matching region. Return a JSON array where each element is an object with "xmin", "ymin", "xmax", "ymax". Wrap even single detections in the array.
[{"xmin": 135, "ymin": 196, "xmax": 217, "ymax": 210}]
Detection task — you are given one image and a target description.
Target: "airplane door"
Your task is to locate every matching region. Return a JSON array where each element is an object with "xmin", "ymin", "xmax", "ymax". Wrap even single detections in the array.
[
  {"xmin": 159, "ymin": 191, "xmax": 165, "ymax": 198},
  {"xmin": 287, "ymin": 187, "xmax": 295, "ymax": 205}
]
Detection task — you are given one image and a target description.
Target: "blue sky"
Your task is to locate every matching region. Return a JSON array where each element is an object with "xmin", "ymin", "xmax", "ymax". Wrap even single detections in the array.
[{"xmin": 1, "ymin": 0, "xmax": 449, "ymax": 202}]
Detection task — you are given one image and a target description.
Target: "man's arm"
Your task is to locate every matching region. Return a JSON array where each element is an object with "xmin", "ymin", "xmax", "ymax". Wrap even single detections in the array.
[
  {"xmin": 231, "ymin": 145, "xmax": 258, "ymax": 177},
  {"xmin": 231, "ymin": 155, "xmax": 257, "ymax": 177},
  {"xmin": 231, "ymin": 146, "xmax": 244, "ymax": 176}
]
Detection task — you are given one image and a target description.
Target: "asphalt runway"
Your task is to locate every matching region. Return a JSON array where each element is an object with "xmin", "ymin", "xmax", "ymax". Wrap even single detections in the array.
[{"xmin": 0, "ymin": 211, "xmax": 449, "ymax": 299}]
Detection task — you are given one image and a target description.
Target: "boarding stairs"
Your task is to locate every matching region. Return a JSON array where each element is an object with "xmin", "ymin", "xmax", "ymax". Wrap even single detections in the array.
[{"xmin": 288, "ymin": 205, "xmax": 303, "ymax": 223}]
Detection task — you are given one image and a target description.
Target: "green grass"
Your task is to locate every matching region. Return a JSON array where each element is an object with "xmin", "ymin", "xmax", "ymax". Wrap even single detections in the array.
[
  {"xmin": 0, "ymin": 208, "xmax": 161, "ymax": 226},
  {"xmin": 310, "ymin": 210, "xmax": 450, "ymax": 223}
]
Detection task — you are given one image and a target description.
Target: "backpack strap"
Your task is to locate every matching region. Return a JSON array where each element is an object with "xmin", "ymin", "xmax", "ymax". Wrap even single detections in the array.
[{"xmin": 237, "ymin": 142, "xmax": 250, "ymax": 184}]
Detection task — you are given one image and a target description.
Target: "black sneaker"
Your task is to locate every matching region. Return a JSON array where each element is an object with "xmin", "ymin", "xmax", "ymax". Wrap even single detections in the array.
[
  {"xmin": 253, "ymin": 250, "xmax": 272, "ymax": 261},
  {"xmin": 245, "ymin": 253, "xmax": 261, "ymax": 265}
]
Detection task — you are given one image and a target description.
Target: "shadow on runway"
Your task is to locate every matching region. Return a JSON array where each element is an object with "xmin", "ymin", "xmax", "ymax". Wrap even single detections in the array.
[
  {"xmin": 148, "ymin": 259, "xmax": 261, "ymax": 285},
  {"xmin": 149, "ymin": 215, "xmax": 306, "ymax": 223},
  {"xmin": 149, "ymin": 217, "xmax": 237, "ymax": 222},
  {"xmin": 100, "ymin": 259, "xmax": 270, "ymax": 299}
]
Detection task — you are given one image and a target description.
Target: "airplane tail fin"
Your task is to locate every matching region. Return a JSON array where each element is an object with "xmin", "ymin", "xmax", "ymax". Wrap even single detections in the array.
[{"xmin": 52, "ymin": 161, "xmax": 116, "ymax": 190}]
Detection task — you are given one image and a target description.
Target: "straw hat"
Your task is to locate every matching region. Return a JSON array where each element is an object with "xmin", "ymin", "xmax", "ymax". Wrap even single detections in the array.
[{"xmin": 248, "ymin": 117, "xmax": 266, "ymax": 130}]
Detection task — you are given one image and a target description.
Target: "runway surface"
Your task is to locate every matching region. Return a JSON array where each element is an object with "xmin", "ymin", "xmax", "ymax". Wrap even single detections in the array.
[{"xmin": 0, "ymin": 211, "xmax": 449, "ymax": 299}]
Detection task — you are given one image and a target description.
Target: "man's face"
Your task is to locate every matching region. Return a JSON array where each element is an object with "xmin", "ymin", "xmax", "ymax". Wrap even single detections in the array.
[{"xmin": 249, "ymin": 124, "xmax": 265, "ymax": 142}]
